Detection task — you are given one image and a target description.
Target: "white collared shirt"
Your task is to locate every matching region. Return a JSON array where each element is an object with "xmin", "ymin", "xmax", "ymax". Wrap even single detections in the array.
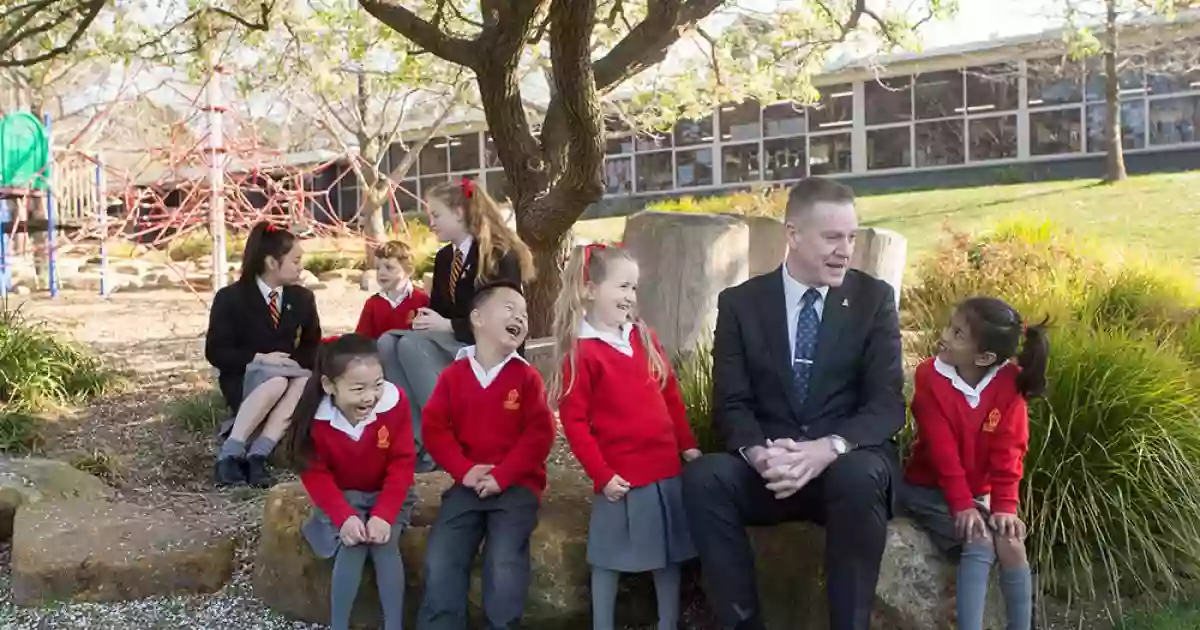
[
  {"xmin": 455, "ymin": 237, "xmax": 473, "ymax": 259},
  {"xmin": 313, "ymin": 381, "xmax": 402, "ymax": 441},
  {"xmin": 378, "ymin": 281, "xmax": 413, "ymax": 309},
  {"xmin": 256, "ymin": 276, "xmax": 280, "ymax": 305},
  {"xmin": 455, "ymin": 345, "xmax": 529, "ymax": 388},
  {"xmin": 579, "ymin": 320, "xmax": 634, "ymax": 356},
  {"xmin": 933, "ymin": 356, "xmax": 1003, "ymax": 409},
  {"xmin": 782, "ymin": 266, "xmax": 829, "ymax": 362}
]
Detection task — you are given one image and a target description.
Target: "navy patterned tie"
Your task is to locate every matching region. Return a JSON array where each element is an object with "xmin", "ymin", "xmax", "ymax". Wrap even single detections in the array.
[{"xmin": 792, "ymin": 288, "xmax": 821, "ymax": 405}]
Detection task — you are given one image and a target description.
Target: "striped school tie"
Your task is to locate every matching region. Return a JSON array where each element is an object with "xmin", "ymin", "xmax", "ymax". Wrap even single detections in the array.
[
  {"xmin": 447, "ymin": 249, "xmax": 464, "ymax": 304},
  {"xmin": 268, "ymin": 289, "xmax": 280, "ymax": 328}
]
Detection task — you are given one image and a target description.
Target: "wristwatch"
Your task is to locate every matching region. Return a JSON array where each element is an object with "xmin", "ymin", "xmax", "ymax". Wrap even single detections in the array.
[{"xmin": 829, "ymin": 435, "xmax": 851, "ymax": 456}]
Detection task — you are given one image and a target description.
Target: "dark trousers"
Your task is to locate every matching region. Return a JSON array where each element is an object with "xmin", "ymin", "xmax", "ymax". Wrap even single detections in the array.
[
  {"xmin": 682, "ymin": 449, "xmax": 894, "ymax": 630},
  {"xmin": 417, "ymin": 484, "xmax": 540, "ymax": 630}
]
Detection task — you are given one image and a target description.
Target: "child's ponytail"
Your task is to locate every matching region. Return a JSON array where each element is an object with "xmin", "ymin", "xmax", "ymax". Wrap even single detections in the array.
[
  {"xmin": 547, "ymin": 245, "xmax": 588, "ymax": 406},
  {"xmin": 1015, "ymin": 318, "xmax": 1050, "ymax": 399},
  {"xmin": 240, "ymin": 220, "xmax": 296, "ymax": 283}
]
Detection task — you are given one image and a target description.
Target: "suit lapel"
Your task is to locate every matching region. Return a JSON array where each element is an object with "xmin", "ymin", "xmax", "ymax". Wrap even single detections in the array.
[
  {"xmin": 240, "ymin": 280, "xmax": 272, "ymax": 330},
  {"xmin": 758, "ymin": 268, "xmax": 807, "ymax": 421},
  {"xmin": 803, "ymin": 275, "xmax": 854, "ymax": 412}
]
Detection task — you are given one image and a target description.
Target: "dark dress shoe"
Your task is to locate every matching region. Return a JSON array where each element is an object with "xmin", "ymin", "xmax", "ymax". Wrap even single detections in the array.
[
  {"xmin": 215, "ymin": 457, "xmax": 247, "ymax": 486},
  {"xmin": 246, "ymin": 455, "xmax": 276, "ymax": 489}
]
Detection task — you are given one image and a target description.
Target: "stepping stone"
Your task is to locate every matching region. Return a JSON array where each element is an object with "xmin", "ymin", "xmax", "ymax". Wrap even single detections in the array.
[
  {"xmin": 0, "ymin": 457, "xmax": 113, "ymax": 542},
  {"xmin": 10, "ymin": 500, "xmax": 236, "ymax": 605}
]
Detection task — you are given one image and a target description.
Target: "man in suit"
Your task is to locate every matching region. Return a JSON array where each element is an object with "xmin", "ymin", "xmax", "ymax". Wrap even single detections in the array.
[{"xmin": 682, "ymin": 177, "xmax": 905, "ymax": 630}]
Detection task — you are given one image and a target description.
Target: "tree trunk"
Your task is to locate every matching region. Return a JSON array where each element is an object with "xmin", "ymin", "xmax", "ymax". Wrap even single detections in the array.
[
  {"xmin": 1103, "ymin": 0, "xmax": 1127, "ymax": 183},
  {"xmin": 523, "ymin": 226, "xmax": 573, "ymax": 337},
  {"xmin": 359, "ymin": 183, "xmax": 389, "ymax": 291}
]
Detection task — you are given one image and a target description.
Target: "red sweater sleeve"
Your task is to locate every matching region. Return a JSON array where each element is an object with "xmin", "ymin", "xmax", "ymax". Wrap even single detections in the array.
[
  {"xmin": 421, "ymin": 369, "xmax": 476, "ymax": 484},
  {"xmin": 355, "ymin": 299, "xmax": 378, "ymax": 339},
  {"xmin": 988, "ymin": 395, "xmax": 1029, "ymax": 515},
  {"xmin": 557, "ymin": 352, "xmax": 616, "ymax": 491},
  {"xmin": 490, "ymin": 369, "xmax": 556, "ymax": 492},
  {"xmin": 300, "ymin": 443, "xmax": 359, "ymax": 528},
  {"xmin": 369, "ymin": 402, "xmax": 417, "ymax": 523},
  {"xmin": 910, "ymin": 367, "xmax": 976, "ymax": 514},
  {"xmin": 651, "ymin": 332, "xmax": 698, "ymax": 452}
]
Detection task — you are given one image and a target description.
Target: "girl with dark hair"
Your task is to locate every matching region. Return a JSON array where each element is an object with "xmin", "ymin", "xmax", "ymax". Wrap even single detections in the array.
[
  {"xmin": 289, "ymin": 334, "xmax": 415, "ymax": 630},
  {"xmin": 205, "ymin": 221, "xmax": 321, "ymax": 487},
  {"xmin": 376, "ymin": 177, "xmax": 536, "ymax": 473},
  {"xmin": 902, "ymin": 296, "xmax": 1050, "ymax": 630}
]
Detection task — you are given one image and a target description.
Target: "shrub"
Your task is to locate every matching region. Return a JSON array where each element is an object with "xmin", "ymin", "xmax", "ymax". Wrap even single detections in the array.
[
  {"xmin": 0, "ymin": 307, "xmax": 115, "ymax": 412},
  {"xmin": 648, "ymin": 188, "xmax": 786, "ymax": 218},
  {"xmin": 165, "ymin": 230, "xmax": 245, "ymax": 263},
  {"xmin": 168, "ymin": 389, "xmax": 228, "ymax": 435},
  {"xmin": 0, "ymin": 411, "xmax": 44, "ymax": 454},
  {"xmin": 304, "ymin": 252, "xmax": 364, "ymax": 276},
  {"xmin": 673, "ymin": 341, "xmax": 721, "ymax": 453}
]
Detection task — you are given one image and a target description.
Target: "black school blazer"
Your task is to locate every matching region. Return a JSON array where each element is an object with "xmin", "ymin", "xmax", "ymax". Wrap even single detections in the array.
[
  {"xmin": 428, "ymin": 241, "xmax": 524, "ymax": 344},
  {"xmin": 204, "ymin": 279, "xmax": 321, "ymax": 411}
]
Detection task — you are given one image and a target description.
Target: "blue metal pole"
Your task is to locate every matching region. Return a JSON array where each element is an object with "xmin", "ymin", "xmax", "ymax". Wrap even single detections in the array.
[
  {"xmin": 0, "ymin": 200, "xmax": 9, "ymax": 298},
  {"xmin": 96, "ymin": 157, "xmax": 107, "ymax": 297},
  {"xmin": 43, "ymin": 113, "xmax": 57, "ymax": 298}
]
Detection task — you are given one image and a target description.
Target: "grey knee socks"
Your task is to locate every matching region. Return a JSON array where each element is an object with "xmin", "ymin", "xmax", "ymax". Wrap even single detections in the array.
[
  {"xmin": 247, "ymin": 436, "xmax": 277, "ymax": 459},
  {"xmin": 217, "ymin": 438, "xmax": 246, "ymax": 461},
  {"xmin": 331, "ymin": 544, "xmax": 369, "ymax": 630},
  {"xmin": 956, "ymin": 541, "xmax": 996, "ymax": 630},
  {"xmin": 370, "ymin": 542, "xmax": 406, "ymax": 630},
  {"xmin": 1000, "ymin": 565, "xmax": 1033, "ymax": 630},
  {"xmin": 590, "ymin": 565, "xmax": 682, "ymax": 630},
  {"xmin": 652, "ymin": 564, "xmax": 682, "ymax": 630}
]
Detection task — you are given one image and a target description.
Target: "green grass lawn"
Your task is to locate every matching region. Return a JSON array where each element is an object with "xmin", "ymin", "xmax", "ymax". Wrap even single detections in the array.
[
  {"xmin": 1120, "ymin": 600, "xmax": 1200, "ymax": 630},
  {"xmin": 575, "ymin": 171, "xmax": 1200, "ymax": 271}
]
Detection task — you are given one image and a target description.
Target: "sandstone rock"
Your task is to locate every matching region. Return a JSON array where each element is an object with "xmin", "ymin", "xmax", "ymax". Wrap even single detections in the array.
[
  {"xmin": 256, "ymin": 473, "xmax": 599, "ymax": 628},
  {"xmin": 317, "ymin": 269, "xmax": 346, "ymax": 282},
  {"xmin": 11, "ymin": 500, "xmax": 236, "ymax": 605},
  {"xmin": 751, "ymin": 519, "xmax": 1004, "ymax": 630},
  {"xmin": 115, "ymin": 263, "xmax": 142, "ymax": 275},
  {"xmin": 155, "ymin": 273, "xmax": 176, "ymax": 287},
  {"xmin": 13, "ymin": 284, "xmax": 31, "ymax": 296},
  {"xmin": 299, "ymin": 270, "xmax": 320, "ymax": 287},
  {"xmin": 0, "ymin": 458, "xmax": 113, "ymax": 542}
]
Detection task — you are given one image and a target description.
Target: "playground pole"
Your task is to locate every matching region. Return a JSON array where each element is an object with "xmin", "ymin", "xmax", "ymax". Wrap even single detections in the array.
[
  {"xmin": 43, "ymin": 113, "xmax": 57, "ymax": 299},
  {"xmin": 206, "ymin": 52, "xmax": 228, "ymax": 292},
  {"xmin": 96, "ymin": 155, "xmax": 108, "ymax": 297},
  {"xmin": 0, "ymin": 200, "xmax": 8, "ymax": 298}
]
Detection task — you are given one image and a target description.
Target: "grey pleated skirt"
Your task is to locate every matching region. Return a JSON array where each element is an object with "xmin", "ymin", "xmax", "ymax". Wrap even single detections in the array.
[
  {"xmin": 242, "ymin": 361, "xmax": 311, "ymax": 403},
  {"xmin": 302, "ymin": 488, "xmax": 418, "ymax": 559},
  {"xmin": 587, "ymin": 475, "xmax": 697, "ymax": 572},
  {"xmin": 376, "ymin": 330, "xmax": 465, "ymax": 474}
]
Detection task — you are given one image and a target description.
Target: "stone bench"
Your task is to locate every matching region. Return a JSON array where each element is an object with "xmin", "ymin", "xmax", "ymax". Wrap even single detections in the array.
[{"xmin": 257, "ymin": 473, "xmax": 998, "ymax": 630}]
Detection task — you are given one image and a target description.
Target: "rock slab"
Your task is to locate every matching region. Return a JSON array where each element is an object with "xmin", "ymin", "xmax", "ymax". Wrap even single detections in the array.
[
  {"xmin": 0, "ymin": 457, "xmax": 113, "ymax": 542},
  {"xmin": 11, "ymin": 500, "xmax": 236, "ymax": 605}
]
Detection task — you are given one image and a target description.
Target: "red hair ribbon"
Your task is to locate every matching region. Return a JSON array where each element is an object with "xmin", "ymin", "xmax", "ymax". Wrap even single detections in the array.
[
  {"xmin": 321, "ymin": 335, "xmax": 341, "ymax": 344},
  {"xmin": 582, "ymin": 243, "xmax": 607, "ymax": 282},
  {"xmin": 460, "ymin": 177, "xmax": 475, "ymax": 199},
  {"xmin": 264, "ymin": 223, "xmax": 278, "ymax": 233}
]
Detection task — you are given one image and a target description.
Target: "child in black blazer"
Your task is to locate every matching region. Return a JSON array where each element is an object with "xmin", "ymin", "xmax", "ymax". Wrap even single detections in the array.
[{"xmin": 205, "ymin": 221, "xmax": 321, "ymax": 488}]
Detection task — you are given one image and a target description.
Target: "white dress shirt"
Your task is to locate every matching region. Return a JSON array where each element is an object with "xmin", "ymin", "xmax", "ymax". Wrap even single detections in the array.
[{"xmin": 455, "ymin": 345, "xmax": 529, "ymax": 388}]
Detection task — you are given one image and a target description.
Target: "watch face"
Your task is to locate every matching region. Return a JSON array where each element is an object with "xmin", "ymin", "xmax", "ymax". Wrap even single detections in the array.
[{"xmin": 833, "ymin": 438, "xmax": 848, "ymax": 454}]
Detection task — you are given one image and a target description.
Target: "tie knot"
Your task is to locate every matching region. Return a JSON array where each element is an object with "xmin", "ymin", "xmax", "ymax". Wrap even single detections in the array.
[{"xmin": 802, "ymin": 288, "xmax": 821, "ymax": 308}]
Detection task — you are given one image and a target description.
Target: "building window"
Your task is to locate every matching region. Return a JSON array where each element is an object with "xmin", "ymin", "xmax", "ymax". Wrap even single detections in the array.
[
  {"xmin": 604, "ymin": 157, "xmax": 633, "ymax": 195},
  {"xmin": 809, "ymin": 133, "xmax": 852, "ymax": 175},
  {"xmin": 1084, "ymin": 56, "xmax": 1145, "ymax": 102},
  {"xmin": 809, "ymin": 84, "xmax": 853, "ymax": 130},
  {"xmin": 722, "ymin": 143, "xmax": 761, "ymax": 183},
  {"xmin": 604, "ymin": 116, "xmax": 635, "ymax": 155},
  {"xmin": 636, "ymin": 151, "xmax": 674, "ymax": 192},
  {"xmin": 1146, "ymin": 42, "xmax": 1200, "ymax": 95},
  {"xmin": 916, "ymin": 119, "xmax": 966, "ymax": 167},
  {"xmin": 385, "ymin": 144, "xmax": 416, "ymax": 177},
  {"xmin": 763, "ymin": 102, "xmax": 806, "ymax": 138},
  {"xmin": 867, "ymin": 126, "xmax": 912, "ymax": 170},
  {"xmin": 419, "ymin": 138, "xmax": 450, "ymax": 174},
  {"xmin": 1028, "ymin": 57, "xmax": 1085, "ymax": 107},
  {"xmin": 636, "ymin": 131, "xmax": 672, "ymax": 152},
  {"xmin": 483, "ymin": 134, "xmax": 503, "ymax": 168},
  {"xmin": 965, "ymin": 63, "xmax": 1020, "ymax": 113},
  {"xmin": 763, "ymin": 137, "xmax": 806, "ymax": 181},
  {"xmin": 389, "ymin": 179, "xmax": 420, "ymax": 216},
  {"xmin": 865, "ymin": 76, "xmax": 913, "ymax": 125},
  {"xmin": 448, "ymin": 133, "xmax": 481, "ymax": 172},
  {"xmin": 484, "ymin": 169, "xmax": 509, "ymax": 201},
  {"xmin": 915, "ymin": 70, "xmax": 965, "ymax": 120},
  {"xmin": 1030, "ymin": 108, "xmax": 1083, "ymax": 155},
  {"xmin": 968, "ymin": 115, "xmax": 1018, "ymax": 162},
  {"xmin": 720, "ymin": 101, "xmax": 761, "ymax": 142},
  {"xmin": 674, "ymin": 115, "xmax": 713, "ymax": 146},
  {"xmin": 676, "ymin": 148, "xmax": 714, "ymax": 188},
  {"xmin": 1149, "ymin": 95, "xmax": 1200, "ymax": 145},
  {"xmin": 1086, "ymin": 101, "xmax": 1146, "ymax": 152},
  {"xmin": 418, "ymin": 174, "xmax": 449, "ymax": 198}
]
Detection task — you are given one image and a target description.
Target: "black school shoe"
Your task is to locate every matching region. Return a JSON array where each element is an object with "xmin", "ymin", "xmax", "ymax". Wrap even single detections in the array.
[
  {"xmin": 246, "ymin": 455, "xmax": 276, "ymax": 489},
  {"xmin": 215, "ymin": 457, "xmax": 247, "ymax": 486}
]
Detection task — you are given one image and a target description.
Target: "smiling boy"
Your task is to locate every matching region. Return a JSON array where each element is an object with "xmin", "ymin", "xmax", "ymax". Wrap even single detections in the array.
[{"xmin": 355, "ymin": 241, "xmax": 431, "ymax": 340}]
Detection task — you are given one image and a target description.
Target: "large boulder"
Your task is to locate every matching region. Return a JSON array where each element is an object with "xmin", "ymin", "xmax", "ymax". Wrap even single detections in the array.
[
  {"xmin": 10, "ymin": 500, "xmax": 236, "ymax": 605},
  {"xmin": 0, "ymin": 457, "xmax": 113, "ymax": 542},
  {"xmin": 751, "ymin": 519, "xmax": 1004, "ymax": 629},
  {"xmin": 256, "ymin": 472, "xmax": 605, "ymax": 629}
]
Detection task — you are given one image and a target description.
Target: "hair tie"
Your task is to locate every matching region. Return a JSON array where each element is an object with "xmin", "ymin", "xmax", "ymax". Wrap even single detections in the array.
[
  {"xmin": 321, "ymin": 335, "xmax": 341, "ymax": 344},
  {"xmin": 460, "ymin": 177, "xmax": 475, "ymax": 199},
  {"xmin": 582, "ymin": 243, "xmax": 607, "ymax": 282},
  {"xmin": 265, "ymin": 223, "xmax": 278, "ymax": 233}
]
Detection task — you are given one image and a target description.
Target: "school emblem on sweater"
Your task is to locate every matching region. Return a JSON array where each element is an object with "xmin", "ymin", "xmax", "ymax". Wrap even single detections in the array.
[
  {"xmin": 294, "ymin": 326, "xmax": 303, "ymax": 348},
  {"xmin": 983, "ymin": 408, "xmax": 1001, "ymax": 433},
  {"xmin": 504, "ymin": 389, "xmax": 521, "ymax": 411},
  {"xmin": 377, "ymin": 426, "xmax": 391, "ymax": 449}
]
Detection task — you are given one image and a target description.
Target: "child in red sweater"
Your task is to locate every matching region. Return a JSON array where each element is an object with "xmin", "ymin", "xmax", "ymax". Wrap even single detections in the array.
[
  {"xmin": 356, "ymin": 240, "xmax": 431, "ymax": 340},
  {"xmin": 418, "ymin": 281, "xmax": 555, "ymax": 630},
  {"xmin": 902, "ymin": 296, "xmax": 1049, "ymax": 630},
  {"xmin": 549, "ymin": 244, "xmax": 701, "ymax": 630},
  {"xmin": 287, "ymin": 334, "xmax": 416, "ymax": 630}
]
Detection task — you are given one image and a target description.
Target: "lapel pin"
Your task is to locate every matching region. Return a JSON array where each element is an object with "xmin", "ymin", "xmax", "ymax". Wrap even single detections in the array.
[{"xmin": 842, "ymin": 299, "xmax": 849, "ymax": 307}]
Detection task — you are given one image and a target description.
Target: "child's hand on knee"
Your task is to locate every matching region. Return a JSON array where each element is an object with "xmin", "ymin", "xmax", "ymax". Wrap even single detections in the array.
[
  {"xmin": 463, "ymin": 464, "xmax": 494, "ymax": 489},
  {"xmin": 366, "ymin": 516, "xmax": 392, "ymax": 544},
  {"xmin": 340, "ymin": 516, "xmax": 368, "ymax": 547},
  {"xmin": 954, "ymin": 508, "xmax": 989, "ymax": 543},
  {"xmin": 989, "ymin": 512, "xmax": 1026, "ymax": 540},
  {"xmin": 476, "ymin": 475, "xmax": 501, "ymax": 498}
]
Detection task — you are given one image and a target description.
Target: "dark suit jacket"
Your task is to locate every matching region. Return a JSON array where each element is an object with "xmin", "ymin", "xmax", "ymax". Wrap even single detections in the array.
[
  {"xmin": 428, "ymin": 241, "xmax": 524, "ymax": 344},
  {"xmin": 204, "ymin": 280, "xmax": 321, "ymax": 411},
  {"xmin": 712, "ymin": 267, "xmax": 905, "ymax": 452}
]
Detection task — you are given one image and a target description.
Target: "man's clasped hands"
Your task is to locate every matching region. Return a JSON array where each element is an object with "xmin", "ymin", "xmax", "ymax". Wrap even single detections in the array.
[{"xmin": 746, "ymin": 437, "xmax": 840, "ymax": 499}]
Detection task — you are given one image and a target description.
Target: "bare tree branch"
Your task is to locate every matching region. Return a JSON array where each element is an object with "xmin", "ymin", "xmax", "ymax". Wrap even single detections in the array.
[
  {"xmin": 357, "ymin": 0, "xmax": 479, "ymax": 68},
  {"xmin": 0, "ymin": 0, "xmax": 105, "ymax": 68},
  {"xmin": 592, "ymin": 0, "xmax": 726, "ymax": 93}
]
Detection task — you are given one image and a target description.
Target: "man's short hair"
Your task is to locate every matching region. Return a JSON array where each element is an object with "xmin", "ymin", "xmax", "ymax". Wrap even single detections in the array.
[
  {"xmin": 785, "ymin": 177, "xmax": 855, "ymax": 222},
  {"xmin": 374, "ymin": 240, "xmax": 416, "ymax": 273}
]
